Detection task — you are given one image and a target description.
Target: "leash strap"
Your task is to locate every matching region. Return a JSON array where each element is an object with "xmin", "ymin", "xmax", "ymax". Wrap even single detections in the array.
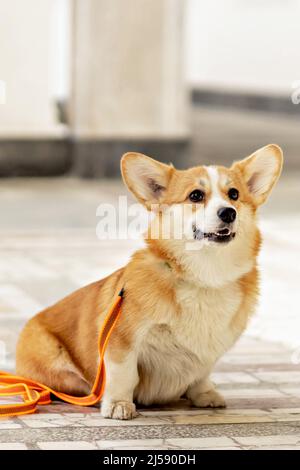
[{"xmin": 0, "ymin": 288, "xmax": 124, "ymax": 418}]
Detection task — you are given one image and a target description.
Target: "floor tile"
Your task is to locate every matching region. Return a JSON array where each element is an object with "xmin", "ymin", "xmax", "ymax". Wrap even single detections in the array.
[
  {"xmin": 97, "ymin": 439, "xmax": 164, "ymax": 449},
  {"xmin": 38, "ymin": 441, "xmax": 98, "ymax": 450},
  {"xmin": 165, "ymin": 437, "xmax": 235, "ymax": 449},
  {"xmin": 234, "ymin": 435, "xmax": 300, "ymax": 446},
  {"xmin": 0, "ymin": 443, "xmax": 27, "ymax": 450}
]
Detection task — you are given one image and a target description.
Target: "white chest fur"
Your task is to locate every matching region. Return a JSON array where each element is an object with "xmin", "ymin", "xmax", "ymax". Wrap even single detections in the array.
[
  {"xmin": 172, "ymin": 280, "xmax": 242, "ymax": 364},
  {"xmin": 136, "ymin": 280, "xmax": 242, "ymax": 405}
]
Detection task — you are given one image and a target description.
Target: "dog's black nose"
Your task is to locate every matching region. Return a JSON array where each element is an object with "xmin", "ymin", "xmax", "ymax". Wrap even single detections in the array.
[{"xmin": 217, "ymin": 207, "xmax": 236, "ymax": 224}]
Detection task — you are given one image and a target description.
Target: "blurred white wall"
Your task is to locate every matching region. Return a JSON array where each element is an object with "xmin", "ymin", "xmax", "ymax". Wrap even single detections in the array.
[
  {"xmin": 185, "ymin": 0, "xmax": 300, "ymax": 95},
  {"xmin": 0, "ymin": 0, "xmax": 71, "ymax": 137},
  {"xmin": 49, "ymin": 0, "xmax": 72, "ymax": 103}
]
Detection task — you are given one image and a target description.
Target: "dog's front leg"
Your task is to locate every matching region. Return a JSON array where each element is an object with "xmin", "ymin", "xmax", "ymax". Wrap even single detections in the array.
[
  {"xmin": 187, "ymin": 375, "xmax": 226, "ymax": 408},
  {"xmin": 101, "ymin": 350, "xmax": 139, "ymax": 420}
]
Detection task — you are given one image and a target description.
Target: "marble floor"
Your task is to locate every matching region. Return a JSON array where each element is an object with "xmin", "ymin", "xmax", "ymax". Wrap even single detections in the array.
[{"xmin": 0, "ymin": 175, "xmax": 299, "ymax": 450}]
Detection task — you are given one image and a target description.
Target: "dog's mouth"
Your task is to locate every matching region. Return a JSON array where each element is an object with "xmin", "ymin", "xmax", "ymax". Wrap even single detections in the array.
[
  {"xmin": 192, "ymin": 226, "xmax": 236, "ymax": 243},
  {"xmin": 204, "ymin": 228, "xmax": 236, "ymax": 243}
]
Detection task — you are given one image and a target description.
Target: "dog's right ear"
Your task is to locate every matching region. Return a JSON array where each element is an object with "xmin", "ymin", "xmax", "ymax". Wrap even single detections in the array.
[{"xmin": 121, "ymin": 152, "xmax": 173, "ymax": 208}]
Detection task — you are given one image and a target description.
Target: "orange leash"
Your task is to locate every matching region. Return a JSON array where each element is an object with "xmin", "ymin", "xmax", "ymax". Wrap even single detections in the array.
[{"xmin": 0, "ymin": 288, "xmax": 124, "ymax": 418}]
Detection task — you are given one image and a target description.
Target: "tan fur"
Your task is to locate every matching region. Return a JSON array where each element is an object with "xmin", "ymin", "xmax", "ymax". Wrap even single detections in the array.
[{"xmin": 16, "ymin": 144, "xmax": 283, "ymax": 419}]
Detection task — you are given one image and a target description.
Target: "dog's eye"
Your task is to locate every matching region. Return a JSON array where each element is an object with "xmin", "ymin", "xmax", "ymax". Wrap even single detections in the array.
[
  {"xmin": 228, "ymin": 188, "xmax": 239, "ymax": 200},
  {"xmin": 189, "ymin": 190, "xmax": 205, "ymax": 203}
]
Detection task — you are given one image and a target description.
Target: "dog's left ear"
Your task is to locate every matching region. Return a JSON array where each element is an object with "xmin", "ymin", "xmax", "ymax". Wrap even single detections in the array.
[
  {"xmin": 121, "ymin": 152, "xmax": 173, "ymax": 209},
  {"xmin": 232, "ymin": 144, "xmax": 283, "ymax": 205}
]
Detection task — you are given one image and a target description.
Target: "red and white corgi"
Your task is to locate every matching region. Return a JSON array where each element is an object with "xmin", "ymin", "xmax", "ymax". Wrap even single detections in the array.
[{"xmin": 16, "ymin": 144, "xmax": 283, "ymax": 419}]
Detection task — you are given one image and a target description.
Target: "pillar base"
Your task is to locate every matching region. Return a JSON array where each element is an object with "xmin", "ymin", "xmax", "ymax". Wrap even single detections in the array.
[
  {"xmin": 71, "ymin": 138, "xmax": 190, "ymax": 178},
  {"xmin": 0, "ymin": 138, "xmax": 190, "ymax": 177},
  {"xmin": 0, "ymin": 139, "xmax": 71, "ymax": 177}
]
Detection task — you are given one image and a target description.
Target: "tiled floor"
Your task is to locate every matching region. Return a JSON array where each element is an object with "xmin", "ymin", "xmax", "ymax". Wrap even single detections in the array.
[{"xmin": 0, "ymin": 175, "xmax": 299, "ymax": 450}]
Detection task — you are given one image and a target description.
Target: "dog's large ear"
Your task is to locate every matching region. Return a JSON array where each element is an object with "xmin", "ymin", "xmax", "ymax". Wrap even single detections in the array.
[
  {"xmin": 233, "ymin": 144, "xmax": 283, "ymax": 205},
  {"xmin": 121, "ymin": 152, "xmax": 173, "ymax": 208}
]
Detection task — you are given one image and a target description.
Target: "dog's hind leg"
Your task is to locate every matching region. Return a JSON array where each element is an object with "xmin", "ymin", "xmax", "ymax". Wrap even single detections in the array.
[
  {"xmin": 16, "ymin": 319, "xmax": 90, "ymax": 396},
  {"xmin": 187, "ymin": 375, "xmax": 226, "ymax": 408}
]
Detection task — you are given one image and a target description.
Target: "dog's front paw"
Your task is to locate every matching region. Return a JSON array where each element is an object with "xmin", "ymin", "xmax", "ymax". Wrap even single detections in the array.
[
  {"xmin": 191, "ymin": 389, "xmax": 226, "ymax": 408},
  {"xmin": 101, "ymin": 400, "xmax": 138, "ymax": 420}
]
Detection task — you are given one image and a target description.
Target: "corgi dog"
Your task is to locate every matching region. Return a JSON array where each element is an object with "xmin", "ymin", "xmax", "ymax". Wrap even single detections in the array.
[{"xmin": 16, "ymin": 144, "xmax": 283, "ymax": 420}]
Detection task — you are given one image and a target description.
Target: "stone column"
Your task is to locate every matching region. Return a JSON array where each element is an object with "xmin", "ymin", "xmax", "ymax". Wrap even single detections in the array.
[{"xmin": 71, "ymin": 0, "xmax": 189, "ymax": 177}]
